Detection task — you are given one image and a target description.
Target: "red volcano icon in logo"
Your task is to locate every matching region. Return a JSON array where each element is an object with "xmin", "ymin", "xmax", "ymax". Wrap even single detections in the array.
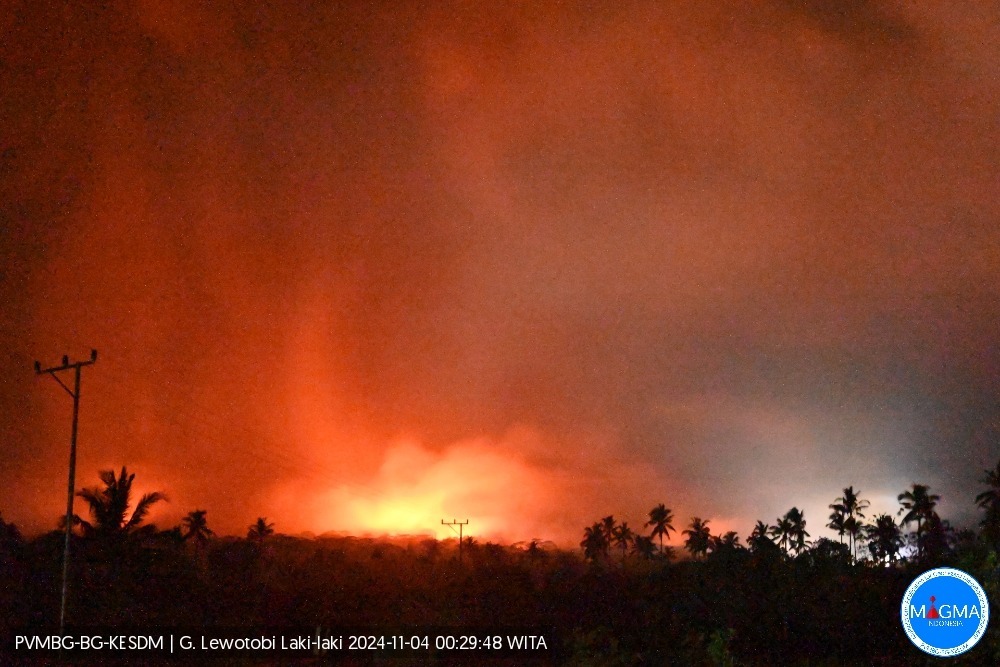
[{"xmin": 927, "ymin": 596, "xmax": 940, "ymax": 619}]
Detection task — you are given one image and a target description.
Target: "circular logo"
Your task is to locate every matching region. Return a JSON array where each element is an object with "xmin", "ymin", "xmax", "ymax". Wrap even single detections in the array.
[{"xmin": 901, "ymin": 567, "xmax": 990, "ymax": 657}]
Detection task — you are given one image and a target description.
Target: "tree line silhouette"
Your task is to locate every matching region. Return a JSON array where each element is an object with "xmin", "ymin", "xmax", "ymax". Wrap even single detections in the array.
[
  {"xmin": 0, "ymin": 461, "xmax": 998, "ymax": 664},
  {"xmin": 578, "ymin": 475, "xmax": 999, "ymax": 570},
  {"xmin": 59, "ymin": 466, "xmax": 278, "ymax": 549}
]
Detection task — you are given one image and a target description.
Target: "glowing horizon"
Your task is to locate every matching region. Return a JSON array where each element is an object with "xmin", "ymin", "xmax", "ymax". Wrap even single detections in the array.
[{"xmin": 2, "ymin": 2, "xmax": 997, "ymax": 552}]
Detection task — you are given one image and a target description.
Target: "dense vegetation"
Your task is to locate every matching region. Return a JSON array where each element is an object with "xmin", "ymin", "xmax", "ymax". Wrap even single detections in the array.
[{"xmin": 2, "ymin": 462, "xmax": 1000, "ymax": 664}]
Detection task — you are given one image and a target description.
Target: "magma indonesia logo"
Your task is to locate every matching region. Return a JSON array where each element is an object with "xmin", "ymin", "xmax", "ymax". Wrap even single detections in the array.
[{"xmin": 901, "ymin": 567, "xmax": 990, "ymax": 657}]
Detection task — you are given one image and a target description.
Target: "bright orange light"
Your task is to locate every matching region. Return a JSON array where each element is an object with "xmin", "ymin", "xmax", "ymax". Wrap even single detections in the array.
[
  {"xmin": 271, "ymin": 436, "xmax": 557, "ymax": 541},
  {"xmin": 348, "ymin": 490, "xmax": 449, "ymax": 537},
  {"xmin": 265, "ymin": 428, "xmax": 678, "ymax": 547}
]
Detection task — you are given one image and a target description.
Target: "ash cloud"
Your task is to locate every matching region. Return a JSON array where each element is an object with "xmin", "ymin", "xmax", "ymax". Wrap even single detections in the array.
[{"xmin": 1, "ymin": 2, "xmax": 997, "ymax": 542}]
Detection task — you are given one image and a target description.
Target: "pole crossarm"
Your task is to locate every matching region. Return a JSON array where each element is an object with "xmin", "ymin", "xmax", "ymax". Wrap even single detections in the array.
[
  {"xmin": 441, "ymin": 518, "xmax": 469, "ymax": 536},
  {"xmin": 35, "ymin": 349, "xmax": 97, "ymax": 380}
]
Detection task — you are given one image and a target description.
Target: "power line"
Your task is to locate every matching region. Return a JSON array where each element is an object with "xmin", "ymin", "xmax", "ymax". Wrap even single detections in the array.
[{"xmin": 34, "ymin": 349, "xmax": 98, "ymax": 635}]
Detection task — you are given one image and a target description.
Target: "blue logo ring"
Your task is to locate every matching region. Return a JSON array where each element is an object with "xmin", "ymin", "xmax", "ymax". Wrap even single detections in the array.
[{"xmin": 901, "ymin": 567, "xmax": 990, "ymax": 657}]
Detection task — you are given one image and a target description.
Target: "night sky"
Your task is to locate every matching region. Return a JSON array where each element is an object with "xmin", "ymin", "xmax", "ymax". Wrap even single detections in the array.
[{"xmin": 1, "ymin": 1, "xmax": 997, "ymax": 545}]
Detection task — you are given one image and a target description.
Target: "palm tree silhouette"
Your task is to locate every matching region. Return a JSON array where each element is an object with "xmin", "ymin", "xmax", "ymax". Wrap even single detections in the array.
[
  {"xmin": 835, "ymin": 487, "xmax": 869, "ymax": 560},
  {"xmin": 866, "ymin": 513, "xmax": 903, "ymax": 564},
  {"xmin": 844, "ymin": 516, "xmax": 864, "ymax": 561},
  {"xmin": 769, "ymin": 515, "xmax": 793, "ymax": 555},
  {"xmin": 247, "ymin": 517, "xmax": 275, "ymax": 545},
  {"xmin": 748, "ymin": 520, "xmax": 769, "ymax": 547},
  {"xmin": 181, "ymin": 510, "xmax": 214, "ymax": 547},
  {"xmin": 683, "ymin": 517, "xmax": 711, "ymax": 560},
  {"xmin": 786, "ymin": 507, "xmax": 809, "ymax": 555},
  {"xmin": 975, "ymin": 460, "xmax": 1000, "ymax": 546},
  {"xmin": 827, "ymin": 506, "xmax": 847, "ymax": 545},
  {"xmin": 631, "ymin": 535, "xmax": 657, "ymax": 560},
  {"xmin": 918, "ymin": 513, "xmax": 952, "ymax": 560},
  {"xmin": 718, "ymin": 531, "xmax": 741, "ymax": 549},
  {"xmin": 611, "ymin": 522, "xmax": 634, "ymax": 563},
  {"xmin": 595, "ymin": 515, "xmax": 617, "ymax": 560},
  {"xmin": 75, "ymin": 467, "xmax": 165, "ymax": 543},
  {"xmin": 580, "ymin": 522, "xmax": 608, "ymax": 562},
  {"xmin": 523, "ymin": 539, "xmax": 545, "ymax": 562},
  {"xmin": 898, "ymin": 484, "xmax": 940, "ymax": 559},
  {"xmin": 646, "ymin": 504, "xmax": 675, "ymax": 555},
  {"xmin": 708, "ymin": 531, "xmax": 742, "ymax": 560},
  {"xmin": 769, "ymin": 509, "xmax": 808, "ymax": 555},
  {"xmin": 747, "ymin": 521, "xmax": 785, "ymax": 560}
]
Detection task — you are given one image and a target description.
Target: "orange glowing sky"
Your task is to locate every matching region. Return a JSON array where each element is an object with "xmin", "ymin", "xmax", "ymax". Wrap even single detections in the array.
[{"xmin": 1, "ymin": 1, "xmax": 998, "ymax": 546}]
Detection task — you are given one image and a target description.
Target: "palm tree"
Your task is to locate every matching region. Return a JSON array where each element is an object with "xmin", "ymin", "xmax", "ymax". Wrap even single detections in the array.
[
  {"xmin": 898, "ymin": 484, "xmax": 940, "ymax": 558},
  {"xmin": 748, "ymin": 520, "xmax": 772, "ymax": 551},
  {"xmin": 769, "ymin": 515, "xmax": 793, "ymax": 555},
  {"xmin": 611, "ymin": 522, "xmax": 634, "ymax": 562},
  {"xmin": 75, "ymin": 467, "xmax": 165, "ymax": 543},
  {"xmin": 919, "ymin": 513, "xmax": 952, "ymax": 560},
  {"xmin": 844, "ymin": 516, "xmax": 865, "ymax": 561},
  {"xmin": 834, "ymin": 487, "xmax": 869, "ymax": 559},
  {"xmin": 786, "ymin": 507, "xmax": 810, "ymax": 555},
  {"xmin": 181, "ymin": 509, "xmax": 214, "ymax": 547},
  {"xmin": 247, "ymin": 517, "xmax": 275, "ymax": 545},
  {"xmin": 866, "ymin": 513, "xmax": 903, "ymax": 565},
  {"xmin": 975, "ymin": 460, "xmax": 1000, "ymax": 547},
  {"xmin": 632, "ymin": 535, "xmax": 657, "ymax": 560},
  {"xmin": 523, "ymin": 539, "xmax": 545, "ymax": 562},
  {"xmin": 827, "ymin": 506, "xmax": 847, "ymax": 545},
  {"xmin": 600, "ymin": 515, "xmax": 616, "ymax": 556},
  {"xmin": 683, "ymin": 517, "xmax": 711, "ymax": 560},
  {"xmin": 646, "ymin": 504, "xmax": 675, "ymax": 555},
  {"xmin": 581, "ymin": 522, "xmax": 608, "ymax": 562},
  {"xmin": 709, "ymin": 531, "xmax": 742, "ymax": 559},
  {"xmin": 718, "ymin": 531, "xmax": 741, "ymax": 549},
  {"xmin": 838, "ymin": 486, "xmax": 869, "ymax": 518}
]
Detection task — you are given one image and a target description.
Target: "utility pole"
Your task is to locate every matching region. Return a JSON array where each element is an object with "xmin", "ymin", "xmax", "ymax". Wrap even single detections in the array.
[
  {"xmin": 441, "ymin": 519, "xmax": 469, "ymax": 565},
  {"xmin": 34, "ymin": 349, "xmax": 98, "ymax": 634}
]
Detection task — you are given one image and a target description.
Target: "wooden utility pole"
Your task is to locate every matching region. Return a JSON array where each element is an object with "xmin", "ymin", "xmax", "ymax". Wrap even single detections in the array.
[
  {"xmin": 34, "ymin": 349, "xmax": 98, "ymax": 634},
  {"xmin": 441, "ymin": 519, "xmax": 469, "ymax": 564}
]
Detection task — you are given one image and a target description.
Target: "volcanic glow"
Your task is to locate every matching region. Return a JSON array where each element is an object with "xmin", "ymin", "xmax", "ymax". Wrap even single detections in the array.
[
  {"xmin": 271, "ymin": 438, "xmax": 559, "ymax": 540},
  {"xmin": 1, "ymin": 2, "xmax": 998, "ymax": 546}
]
